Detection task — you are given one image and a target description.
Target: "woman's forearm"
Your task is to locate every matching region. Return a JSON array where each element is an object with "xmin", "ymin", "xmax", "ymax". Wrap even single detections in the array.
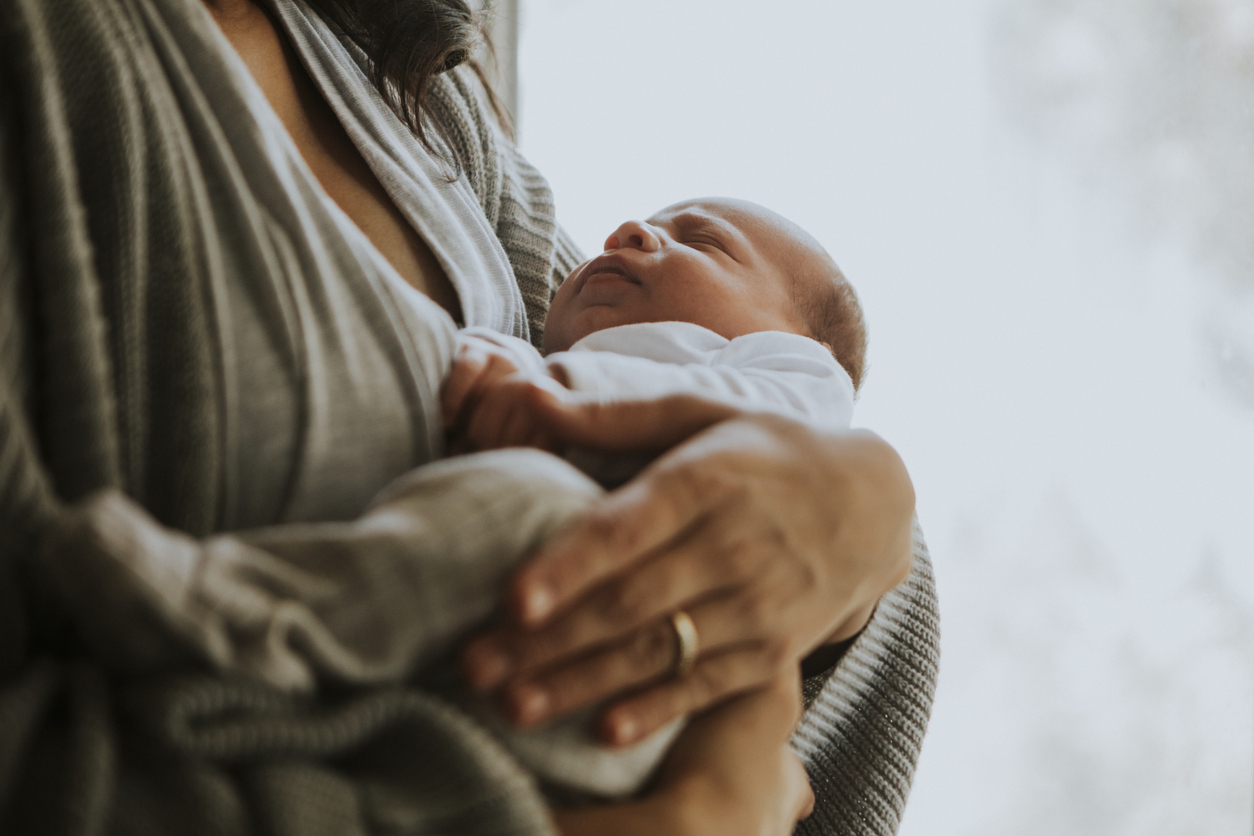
[
  {"xmin": 552, "ymin": 798, "xmax": 672, "ymax": 836},
  {"xmin": 552, "ymin": 674, "xmax": 813, "ymax": 836},
  {"xmin": 819, "ymin": 427, "xmax": 916, "ymax": 643}
]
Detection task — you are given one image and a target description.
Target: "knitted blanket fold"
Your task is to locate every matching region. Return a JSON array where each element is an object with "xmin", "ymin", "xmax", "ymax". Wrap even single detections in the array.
[{"xmin": 0, "ymin": 0, "xmax": 940, "ymax": 832}]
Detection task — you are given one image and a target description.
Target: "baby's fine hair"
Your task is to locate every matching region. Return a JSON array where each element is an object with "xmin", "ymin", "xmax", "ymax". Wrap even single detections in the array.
[{"xmin": 796, "ymin": 260, "xmax": 868, "ymax": 392}]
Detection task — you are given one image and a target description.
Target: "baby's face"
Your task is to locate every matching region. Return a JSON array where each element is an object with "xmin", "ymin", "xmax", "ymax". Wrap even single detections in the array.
[{"xmin": 543, "ymin": 198, "xmax": 815, "ymax": 353}]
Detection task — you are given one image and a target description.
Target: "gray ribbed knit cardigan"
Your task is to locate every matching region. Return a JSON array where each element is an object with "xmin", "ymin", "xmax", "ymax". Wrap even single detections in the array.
[{"xmin": 0, "ymin": 0, "xmax": 939, "ymax": 833}]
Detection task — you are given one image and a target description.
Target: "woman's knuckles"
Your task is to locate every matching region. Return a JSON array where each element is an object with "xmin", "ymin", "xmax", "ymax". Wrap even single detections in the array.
[
  {"xmin": 716, "ymin": 536, "xmax": 766, "ymax": 581},
  {"xmin": 537, "ymin": 596, "xmax": 677, "ymax": 674},
  {"xmin": 513, "ymin": 591, "xmax": 655, "ymax": 672},
  {"xmin": 655, "ymin": 458, "xmax": 740, "ymax": 512},
  {"xmin": 547, "ymin": 510, "xmax": 639, "ymax": 592},
  {"xmin": 597, "ymin": 576, "xmax": 655, "ymax": 627},
  {"xmin": 521, "ymin": 622, "xmax": 676, "ymax": 720},
  {"xmin": 513, "ymin": 628, "xmax": 607, "ymax": 675}
]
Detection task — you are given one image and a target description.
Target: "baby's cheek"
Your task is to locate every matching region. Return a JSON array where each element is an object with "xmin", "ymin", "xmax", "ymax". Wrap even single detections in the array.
[{"xmin": 543, "ymin": 282, "xmax": 579, "ymax": 353}]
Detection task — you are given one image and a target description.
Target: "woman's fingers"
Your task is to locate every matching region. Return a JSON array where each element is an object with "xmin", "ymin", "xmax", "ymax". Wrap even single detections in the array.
[
  {"xmin": 502, "ymin": 640, "xmax": 792, "ymax": 746},
  {"xmin": 463, "ymin": 414, "xmax": 916, "ymax": 761},
  {"xmin": 467, "ymin": 489, "xmax": 823, "ymax": 730},
  {"xmin": 496, "ymin": 616, "xmax": 684, "ymax": 728},
  {"xmin": 595, "ymin": 646, "xmax": 786, "ymax": 745},
  {"xmin": 507, "ymin": 405, "xmax": 793, "ymax": 628},
  {"xmin": 490, "ymin": 588, "xmax": 804, "ymax": 740},
  {"xmin": 465, "ymin": 521, "xmax": 774, "ymax": 687},
  {"xmin": 509, "ymin": 443, "xmax": 745, "ymax": 626}
]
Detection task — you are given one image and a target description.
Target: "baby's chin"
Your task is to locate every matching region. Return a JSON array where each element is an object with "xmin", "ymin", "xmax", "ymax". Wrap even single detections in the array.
[
  {"xmin": 540, "ymin": 314, "xmax": 583, "ymax": 354},
  {"xmin": 543, "ymin": 306, "xmax": 642, "ymax": 354}
]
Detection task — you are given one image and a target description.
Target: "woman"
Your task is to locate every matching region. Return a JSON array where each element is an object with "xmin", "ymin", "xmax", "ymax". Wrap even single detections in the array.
[{"xmin": 0, "ymin": 0, "xmax": 938, "ymax": 833}]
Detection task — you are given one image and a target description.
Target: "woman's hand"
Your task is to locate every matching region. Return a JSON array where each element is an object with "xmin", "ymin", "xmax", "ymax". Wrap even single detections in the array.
[
  {"xmin": 552, "ymin": 675, "xmax": 814, "ymax": 836},
  {"xmin": 461, "ymin": 394, "xmax": 915, "ymax": 745}
]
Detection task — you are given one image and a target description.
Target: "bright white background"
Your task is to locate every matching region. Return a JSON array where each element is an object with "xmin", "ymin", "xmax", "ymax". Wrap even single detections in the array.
[{"xmin": 511, "ymin": 1, "xmax": 1254, "ymax": 832}]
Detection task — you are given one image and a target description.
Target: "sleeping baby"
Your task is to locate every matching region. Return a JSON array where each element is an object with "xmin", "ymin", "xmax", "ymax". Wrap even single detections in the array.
[
  {"xmin": 443, "ymin": 197, "xmax": 866, "ymax": 464},
  {"xmin": 428, "ymin": 196, "xmax": 870, "ymax": 797}
]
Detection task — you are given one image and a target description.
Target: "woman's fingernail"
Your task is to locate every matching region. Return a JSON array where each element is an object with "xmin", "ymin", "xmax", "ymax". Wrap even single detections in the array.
[
  {"xmin": 610, "ymin": 714, "xmax": 637, "ymax": 745},
  {"xmin": 511, "ymin": 684, "xmax": 550, "ymax": 725},
  {"xmin": 521, "ymin": 584, "xmax": 553, "ymax": 623}
]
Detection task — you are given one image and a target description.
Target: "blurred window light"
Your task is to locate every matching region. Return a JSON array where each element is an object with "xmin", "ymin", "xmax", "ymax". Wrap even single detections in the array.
[{"xmin": 516, "ymin": 1, "xmax": 1254, "ymax": 833}]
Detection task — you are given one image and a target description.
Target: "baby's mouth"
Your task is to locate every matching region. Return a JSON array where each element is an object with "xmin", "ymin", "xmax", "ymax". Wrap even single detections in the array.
[
  {"xmin": 574, "ymin": 253, "xmax": 637, "ymax": 289},
  {"xmin": 578, "ymin": 255, "xmax": 641, "ymax": 291},
  {"xmin": 584, "ymin": 269, "xmax": 642, "ymax": 289}
]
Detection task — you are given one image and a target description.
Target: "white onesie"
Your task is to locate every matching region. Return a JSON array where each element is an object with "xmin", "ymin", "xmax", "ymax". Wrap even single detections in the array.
[{"xmin": 460, "ymin": 320, "xmax": 856, "ymax": 430}]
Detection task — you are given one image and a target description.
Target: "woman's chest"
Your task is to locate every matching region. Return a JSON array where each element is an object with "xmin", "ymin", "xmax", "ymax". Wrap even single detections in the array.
[{"xmin": 207, "ymin": 0, "xmax": 463, "ymax": 320}]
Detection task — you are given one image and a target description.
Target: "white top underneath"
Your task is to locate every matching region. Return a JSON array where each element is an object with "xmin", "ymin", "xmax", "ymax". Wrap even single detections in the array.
[{"xmin": 463, "ymin": 321, "xmax": 856, "ymax": 429}]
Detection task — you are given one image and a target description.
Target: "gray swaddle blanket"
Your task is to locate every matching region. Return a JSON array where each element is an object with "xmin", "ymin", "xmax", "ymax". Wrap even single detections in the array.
[
  {"xmin": 42, "ymin": 449, "xmax": 680, "ymax": 798},
  {"xmin": 0, "ymin": 0, "xmax": 940, "ymax": 831}
]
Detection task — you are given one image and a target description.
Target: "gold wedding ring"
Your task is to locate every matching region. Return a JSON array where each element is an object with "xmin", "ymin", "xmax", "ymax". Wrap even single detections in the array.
[{"xmin": 669, "ymin": 610, "xmax": 699, "ymax": 678}]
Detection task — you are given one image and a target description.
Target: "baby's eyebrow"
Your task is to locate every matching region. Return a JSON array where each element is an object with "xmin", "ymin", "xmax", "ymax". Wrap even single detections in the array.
[{"xmin": 670, "ymin": 212, "xmax": 740, "ymax": 243}]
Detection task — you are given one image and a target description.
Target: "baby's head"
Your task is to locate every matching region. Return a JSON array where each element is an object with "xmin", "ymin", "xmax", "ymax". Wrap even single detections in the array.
[{"xmin": 543, "ymin": 198, "xmax": 867, "ymax": 389}]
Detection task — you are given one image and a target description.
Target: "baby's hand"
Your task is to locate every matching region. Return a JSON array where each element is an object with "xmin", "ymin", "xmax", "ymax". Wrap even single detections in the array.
[
  {"xmin": 441, "ymin": 334, "xmax": 526, "ymax": 430},
  {"xmin": 457, "ymin": 372, "xmax": 574, "ymax": 453},
  {"xmin": 441, "ymin": 335, "xmax": 571, "ymax": 453}
]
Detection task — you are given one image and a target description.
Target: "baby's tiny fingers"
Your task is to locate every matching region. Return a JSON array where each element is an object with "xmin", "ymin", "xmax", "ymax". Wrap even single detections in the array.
[
  {"xmin": 441, "ymin": 348, "xmax": 488, "ymax": 428},
  {"xmin": 498, "ymin": 397, "xmax": 540, "ymax": 450},
  {"xmin": 464, "ymin": 393, "xmax": 513, "ymax": 451}
]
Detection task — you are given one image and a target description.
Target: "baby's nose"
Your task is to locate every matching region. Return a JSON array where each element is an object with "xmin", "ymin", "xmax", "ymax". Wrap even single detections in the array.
[{"xmin": 605, "ymin": 220, "xmax": 660, "ymax": 253}]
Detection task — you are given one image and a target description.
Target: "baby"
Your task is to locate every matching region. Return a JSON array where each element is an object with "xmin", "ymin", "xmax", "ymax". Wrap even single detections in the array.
[
  {"xmin": 427, "ymin": 197, "xmax": 869, "ymax": 798},
  {"xmin": 442, "ymin": 197, "xmax": 867, "ymax": 464}
]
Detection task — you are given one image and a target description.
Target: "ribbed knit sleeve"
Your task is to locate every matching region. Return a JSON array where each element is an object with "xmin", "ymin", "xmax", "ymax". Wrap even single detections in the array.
[
  {"xmin": 0, "ymin": 81, "xmax": 56, "ymax": 678},
  {"xmin": 550, "ymin": 224, "xmax": 586, "ymax": 296},
  {"xmin": 793, "ymin": 523, "xmax": 940, "ymax": 836},
  {"xmin": 427, "ymin": 67, "xmax": 570, "ymax": 348}
]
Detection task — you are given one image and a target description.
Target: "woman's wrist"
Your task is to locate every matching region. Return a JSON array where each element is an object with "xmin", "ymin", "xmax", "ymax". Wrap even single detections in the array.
[
  {"xmin": 552, "ymin": 762, "xmax": 752, "ymax": 836},
  {"xmin": 551, "ymin": 790, "xmax": 686, "ymax": 836}
]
